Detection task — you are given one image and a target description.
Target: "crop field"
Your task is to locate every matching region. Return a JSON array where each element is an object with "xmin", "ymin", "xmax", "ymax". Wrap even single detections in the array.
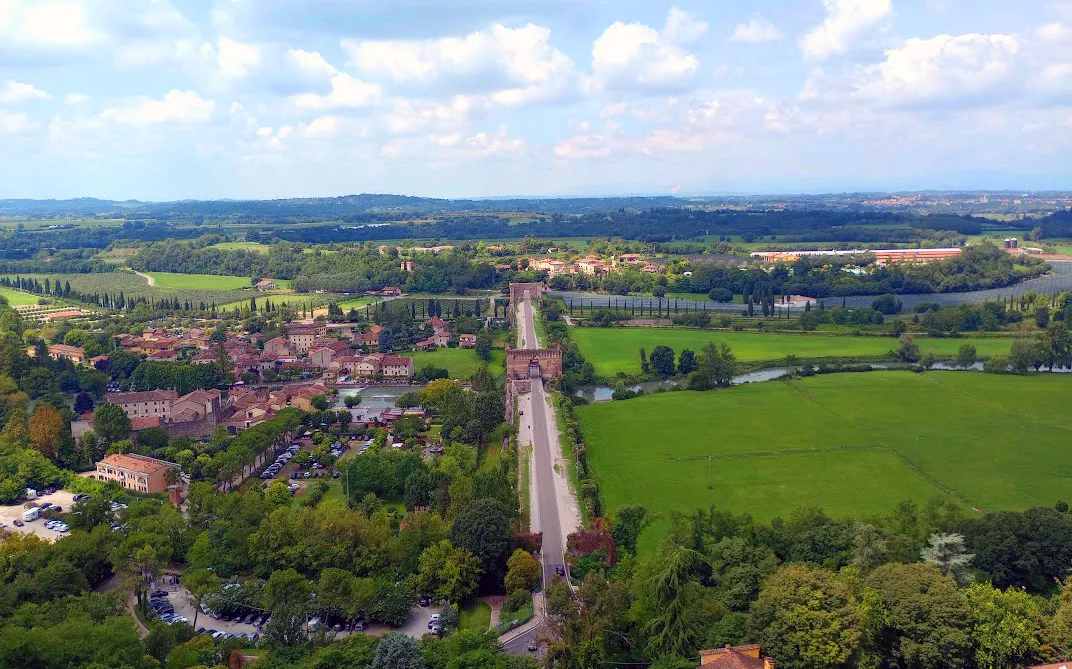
[
  {"xmin": 0, "ymin": 286, "xmax": 41, "ymax": 306},
  {"xmin": 571, "ymin": 327, "xmax": 1014, "ymax": 376},
  {"xmin": 207, "ymin": 241, "xmax": 271, "ymax": 253},
  {"xmin": 577, "ymin": 371, "xmax": 1072, "ymax": 552},
  {"xmin": 4, "ymin": 272, "xmax": 254, "ymax": 308},
  {"xmin": 145, "ymin": 272, "xmax": 253, "ymax": 290},
  {"xmin": 403, "ymin": 348, "xmax": 504, "ymax": 379},
  {"xmin": 336, "ymin": 296, "xmax": 381, "ymax": 311}
]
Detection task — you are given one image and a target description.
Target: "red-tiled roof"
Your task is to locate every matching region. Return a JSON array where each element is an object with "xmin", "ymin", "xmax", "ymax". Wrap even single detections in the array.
[{"xmin": 99, "ymin": 453, "xmax": 169, "ymax": 474}]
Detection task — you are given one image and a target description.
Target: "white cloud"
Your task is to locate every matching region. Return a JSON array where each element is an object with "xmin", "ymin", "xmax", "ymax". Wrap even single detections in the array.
[
  {"xmin": 849, "ymin": 33, "xmax": 1020, "ymax": 104},
  {"xmin": 460, "ymin": 126, "xmax": 524, "ymax": 157},
  {"xmin": 287, "ymin": 48, "xmax": 337, "ymax": 77},
  {"xmin": 0, "ymin": 109, "xmax": 38, "ymax": 134},
  {"xmin": 801, "ymin": 0, "xmax": 892, "ymax": 61},
  {"xmin": 17, "ymin": 1, "xmax": 102, "ymax": 46},
  {"xmin": 64, "ymin": 93, "xmax": 91, "ymax": 105},
  {"xmin": 212, "ymin": 37, "xmax": 261, "ymax": 77},
  {"xmin": 731, "ymin": 16, "xmax": 783, "ymax": 44},
  {"xmin": 292, "ymin": 72, "xmax": 381, "ymax": 110},
  {"xmin": 100, "ymin": 89, "xmax": 215, "ymax": 126},
  {"xmin": 344, "ymin": 24, "xmax": 575, "ymax": 105},
  {"xmin": 586, "ymin": 7, "xmax": 708, "ymax": 93},
  {"xmin": 0, "ymin": 80, "xmax": 53, "ymax": 104},
  {"xmin": 385, "ymin": 95, "xmax": 480, "ymax": 135}
]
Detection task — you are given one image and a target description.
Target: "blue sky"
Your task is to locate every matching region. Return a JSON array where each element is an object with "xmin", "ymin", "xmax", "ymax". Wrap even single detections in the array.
[{"xmin": 1, "ymin": 0, "xmax": 1071, "ymax": 200}]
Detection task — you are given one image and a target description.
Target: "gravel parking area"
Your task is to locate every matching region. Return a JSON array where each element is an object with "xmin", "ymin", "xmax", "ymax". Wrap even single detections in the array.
[{"xmin": 0, "ymin": 491, "xmax": 76, "ymax": 541}]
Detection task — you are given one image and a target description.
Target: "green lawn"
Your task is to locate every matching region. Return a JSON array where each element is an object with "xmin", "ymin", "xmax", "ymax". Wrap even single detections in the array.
[
  {"xmin": 337, "ymin": 296, "xmax": 381, "ymax": 311},
  {"xmin": 572, "ymin": 327, "xmax": 1014, "ymax": 376},
  {"xmin": 316, "ymin": 482, "xmax": 348, "ymax": 510},
  {"xmin": 0, "ymin": 286, "xmax": 41, "ymax": 306},
  {"xmin": 578, "ymin": 372, "xmax": 1072, "ymax": 552},
  {"xmin": 458, "ymin": 602, "xmax": 491, "ymax": 632},
  {"xmin": 208, "ymin": 241, "xmax": 271, "ymax": 253},
  {"xmin": 403, "ymin": 348, "xmax": 504, "ymax": 379},
  {"xmin": 146, "ymin": 272, "xmax": 253, "ymax": 290}
]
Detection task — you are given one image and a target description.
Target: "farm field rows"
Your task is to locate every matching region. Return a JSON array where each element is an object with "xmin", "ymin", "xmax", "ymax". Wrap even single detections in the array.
[
  {"xmin": 336, "ymin": 296, "xmax": 381, "ymax": 311},
  {"xmin": 571, "ymin": 326, "xmax": 1014, "ymax": 376},
  {"xmin": 3, "ymin": 272, "xmax": 255, "ymax": 308},
  {"xmin": 403, "ymin": 348, "xmax": 504, "ymax": 379},
  {"xmin": 577, "ymin": 371, "xmax": 1072, "ymax": 553}
]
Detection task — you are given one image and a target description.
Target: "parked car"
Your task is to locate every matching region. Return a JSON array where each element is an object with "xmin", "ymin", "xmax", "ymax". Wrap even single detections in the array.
[
  {"xmin": 428, "ymin": 613, "xmax": 440, "ymax": 629},
  {"xmin": 73, "ymin": 493, "xmax": 91, "ymax": 502},
  {"xmin": 13, "ymin": 519, "xmax": 23, "ymax": 527}
]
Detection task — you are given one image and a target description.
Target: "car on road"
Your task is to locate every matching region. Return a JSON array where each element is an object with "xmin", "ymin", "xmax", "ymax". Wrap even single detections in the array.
[
  {"xmin": 555, "ymin": 566, "xmax": 565, "ymax": 577},
  {"xmin": 527, "ymin": 640, "xmax": 538, "ymax": 652},
  {"xmin": 13, "ymin": 519, "xmax": 23, "ymax": 527},
  {"xmin": 428, "ymin": 613, "xmax": 440, "ymax": 629}
]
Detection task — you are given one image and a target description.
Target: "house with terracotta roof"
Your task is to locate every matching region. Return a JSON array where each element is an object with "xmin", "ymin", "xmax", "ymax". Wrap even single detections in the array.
[
  {"xmin": 256, "ymin": 279, "xmax": 278, "ymax": 291},
  {"xmin": 360, "ymin": 325, "xmax": 383, "ymax": 348},
  {"xmin": 106, "ymin": 390, "xmax": 179, "ymax": 420},
  {"xmin": 264, "ymin": 336, "xmax": 290, "ymax": 356},
  {"xmin": 95, "ymin": 453, "xmax": 176, "ymax": 494},
  {"xmin": 286, "ymin": 326, "xmax": 318, "ymax": 353},
  {"xmin": 382, "ymin": 356, "xmax": 414, "ymax": 378},
  {"xmin": 699, "ymin": 644, "xmax": 774, "ymax": 669},
  {"xmin": 459, "ymin": 334, "xmax": 476, "ymax": 348},
  {"xmin": 33, "ymin": 343, "xmax": 86, "ymax": 364}
]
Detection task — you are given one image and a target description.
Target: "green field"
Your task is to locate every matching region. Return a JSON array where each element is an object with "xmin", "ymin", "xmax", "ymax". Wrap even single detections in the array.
[
  {"xmin": 0, "ymin": 287, "xmax": 41, "ymax": 306},
  {"xmin": 208, "ymin": 242, "xmax": 271, "ymax": 253},
  {"xmin": 3, "ymin": 272, "xmax": 254, "ymax": 309},
  {"xmin": 572, "ymin": 327, "xmax": 1014, "ymax": 376},
  {"xmin": 403, "ymin": 348, "xmax": 505, "ymax": 379},
  {"xmin": 146, "ymin": 272, "xmax": 253, "ymax": 290},
  {"xmin": 337, "ymin": 296, "xmax": 381, "ymax": 311},
  {"xmin": 578, "ymin": 372, "xmax": 1072, "ymax": 551},
  {"xmin": 459, "ymin": 602, "xmax": 491, "ymax": 632}
]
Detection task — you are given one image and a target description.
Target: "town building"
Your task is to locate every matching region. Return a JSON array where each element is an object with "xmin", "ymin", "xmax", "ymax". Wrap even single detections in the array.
[
  {"xmin": 27, "ymin": 343, "xmax": 86, "ymax": 365},
  {"xmin": 459, "ymin": 334, "xmax": 476, "ymax": 348},
  {"xmin": 95, "ymin": 453, "xmax": 176, "ymax": 494},
  {"xmin": 286, "ymin": 326, "xmax": 318, "ymax": 353},
  {"xmin": 255, "ymin": 279, "xmax": 278, "ymax": 291},
  {"xmin": 106, "ymin": 389, "xmax": 179, "ymax": 420},
  {"xmin": 699, "ymin": 644, "xmax": 775, "ymax": 669},
  {"xmin": 382, "ymin": 356, "xmax": 415, "ymax": 378}
]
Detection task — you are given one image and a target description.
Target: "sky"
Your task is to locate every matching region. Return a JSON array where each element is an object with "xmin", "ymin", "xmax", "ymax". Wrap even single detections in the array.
[{"xmin": 1, "ymin": 0, "xmax": 1072, "ymax": 201}]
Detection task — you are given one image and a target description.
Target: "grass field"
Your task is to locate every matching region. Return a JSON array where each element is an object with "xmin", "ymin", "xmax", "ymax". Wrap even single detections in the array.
[
  {"xmin": 459, "ymin": 602, "xmax": 491, "ymax": 632},
  {"xmin": 578, "ymin": 371, "xmax": 1072, "ymax": 552},
  {"xmin": 208, "ymin": 242, "xmax": 271, "ymax": 253},
  {"xmin": 403, "ymin": 348, "xmax": 505, "ymax": 379},
  {"xmin": 337, "ymin": 296, "xmax": 381, "ymax": 311},
  {"xmin": 572, "ymin": 327, "xmax": 1015, "ymax": 376},
  {"xmin": 146, "ymin": 272, "xmax": 253, "ymax": 290},
  {"xmin": 0, "ymin": 286, "xmax": 41, "ymax": 306}
]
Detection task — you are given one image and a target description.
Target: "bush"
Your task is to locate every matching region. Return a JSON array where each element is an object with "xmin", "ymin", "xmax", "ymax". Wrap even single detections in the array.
[{"xmin": 707, "ymin": 288, "xmax": 734, "ymax": 303}]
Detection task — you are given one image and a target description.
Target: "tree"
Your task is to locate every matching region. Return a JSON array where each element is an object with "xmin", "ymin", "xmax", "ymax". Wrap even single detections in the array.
[
  {"xmin": 310, "ymin": 394, "xmax": 331, "ymax": 412},
  {"xmin": 1052, "ymin": 577, "xmax": 1072, "ymax": 653},
  {"xmin": 183, "ymin": 567, "xmax": 220, "ymax": 630},
  {"xmin": 696, "ymin": 341, "xmax": 736, "ymax": 388},
  {"xmin": 264, "ymin": 568, "xmax": 312, "ymax": 649},
  {"xmin": 871, "ymin": 294, "xmax": 903, "ymax": 315},
  {"xmin": 955, "ymin": 344, "xmax": 977, "ymax": 368},
  {"xmin": 344, "ymin": 394, "xmax": 362, "ymax": 408},
  {"xmin": 639, "ymin": 347, "xmax": 650, "ymax": 374},
  {"xmin": 851, "ymin": 523, "xmax": 886, "ymax": 572},
  {"xmin": 611, "ymin": 504, "xmax": 650, "ymax": 556},
  {"xmin": 28, "ymin": 402, "xmax": 64, "ymax": 459},
  {"xmin": 895, "ymin": 335, "xmax": 921, "ymax": 363},
  {"xmin": 921, "ymin": 533, "xmax": 974, "ymax": 585},
  {"xmin": 1034, "ymin": 306, "xmax": 1051, "ymax": 328},
  {"xmin": 266, "ymin": 480, "xmax": 293, "ymax": 507},
  {"xmin": 93, "ymin": 403, "xmax": 131, "ymax": 444},
  {"xmin": 371, "ymin": 632, "xmax": 425, "ymax": 669},
  {"xmin": 1009, "ymin": 339, "xmax": 1043, "ymax": 374},
  {"xmin": 475, "ymin": 332, "xmax": 493, "ymax": 362},
  {"xmin": 749, "ymin": 564, "xmax": 862, "ymax": 669},
  {"xmin": 449, "ymin": 498, "xmax": 513, "ymax": 572},
  {"xmin": 965, "ymin": 582, "xmax": 1041, "ymax": 669},
  {"xmin": 73, "ymin": 391, "xmax": 94, "ymax": 414},
  {"xmin": 638, "ymin": 543, "xmax": 708, "ymax": 659},
  {"xmin": 1037, "ymin": 321, "xmax": 1072, "ymax": 371},
  {"xmin": 504, "ymin": 549, "xmax": 541, "ymax": 594},
  {"xmin": 866, "ymin": 563, "xmax": 973, "ymax": 669},
  {"xmin": 649, "ymin": 345, "xmax": 676, "ymax": 377},
  {"xmin": 418, "ymin": 540, "xmax": 484, "ymax": 603},
  {"xmin": 677, "ymin": 349, "xmax": 697, "ymax": 375}
]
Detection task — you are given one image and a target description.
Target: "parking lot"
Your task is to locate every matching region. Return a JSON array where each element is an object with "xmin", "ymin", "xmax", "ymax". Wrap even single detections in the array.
[{"xmin": 0, "ymin": 490, "xmax": 76, "ymax": 541}]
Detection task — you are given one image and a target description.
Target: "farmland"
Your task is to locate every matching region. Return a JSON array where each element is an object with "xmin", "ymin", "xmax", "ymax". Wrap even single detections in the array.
[
  {"xmin": 207, "ymin": 241, "xmax": 271, "ymax": 253},
  {"xmin": 336, "ymin": 296, "xmax": 381, "ymax": 311},
  {"xmin": 3, "ymin": 272, "xmax": 254, "ymax": 308},
  {"xmin": 571, "ymin": 327, "xmax": 1015, "ymax": 376},
  {"xmin": 145, "ymin": 272, "xmax": 253, "ymax": 290},
  {"xmin": 0, "ymin": 286, "xmax": 41, "ymax": 306},
  {"xmin": 403, "ymin": 348, "xmax": 504, "ymax": 379},
  {"xmin": 577, "ymin": 371, "xmax": 1072, "ymax": 552}
]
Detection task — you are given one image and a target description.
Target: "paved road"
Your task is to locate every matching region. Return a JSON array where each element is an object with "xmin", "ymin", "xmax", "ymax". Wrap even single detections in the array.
[{"xmin": 501, "ymin": 296, "xmax": 572, "ymax": 656}]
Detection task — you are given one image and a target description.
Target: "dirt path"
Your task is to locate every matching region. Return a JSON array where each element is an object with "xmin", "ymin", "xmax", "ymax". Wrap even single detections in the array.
[{"xmin": 129, "ymin": 269, "xmax": 155, "ymax": 286}]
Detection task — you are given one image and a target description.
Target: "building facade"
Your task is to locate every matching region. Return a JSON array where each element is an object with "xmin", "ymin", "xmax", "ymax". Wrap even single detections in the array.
[{"xmin": 95, "ymin": 453, "xmax": 175, "ymax": 493}]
